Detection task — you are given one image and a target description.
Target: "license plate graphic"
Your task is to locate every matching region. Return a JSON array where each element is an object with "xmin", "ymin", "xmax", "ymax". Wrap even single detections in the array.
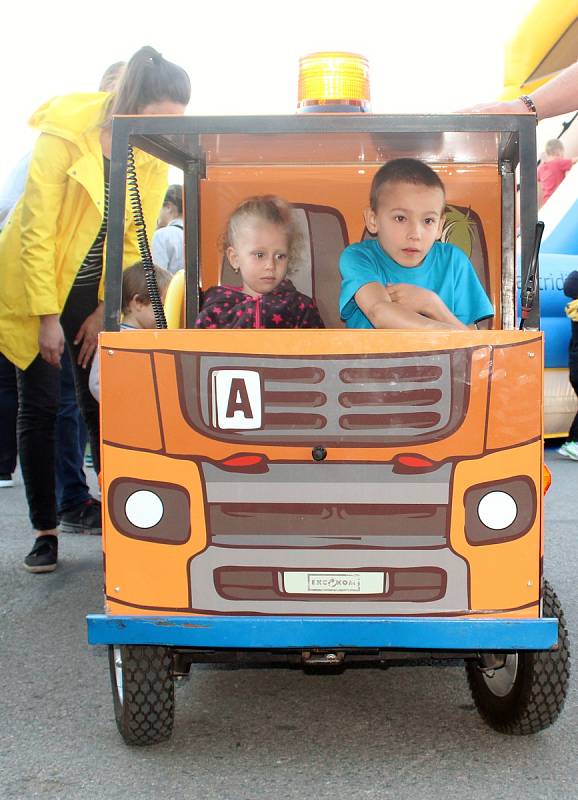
[{"xmin": 283, "ymin": 571, "xmax": 386, "ymax": 594}]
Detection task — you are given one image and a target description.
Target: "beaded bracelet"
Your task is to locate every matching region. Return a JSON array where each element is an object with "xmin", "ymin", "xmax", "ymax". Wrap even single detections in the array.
[{"xmin": 519, "ymin": 95, "xmax": 538, "ymax": 117}]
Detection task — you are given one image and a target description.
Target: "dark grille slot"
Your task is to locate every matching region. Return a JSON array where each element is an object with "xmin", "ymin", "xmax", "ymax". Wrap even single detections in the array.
[
  {"xmin": 341, "ymin": 412, "xmax": 441, "ymax": 430},
  {"xmin": 216, "ymin": 568, "xmax": 279, "ymax": 600},
  {"xmin": 265, "ymin": 390, "xmax": 327, "ymax": 407},
  {"xmin": 339, "ymin": 389, "xmax": 442, "ymax": 408},
  {"xmin": 208, "ymin": 503, "xmax": 447, "ymax": 543},
  {"xmin": 390, "ymin": 569, "xmax": 446, "ymax": 602},
  {"xmin": 340, "ymin": 366, "xmax": 443, "ymax": 383},
  {"xmin": 260, "ymin": 367, "xmax": 324, "ymax": 383},
  {"xmin": 263, "ymin": 413, "xmax": 327, "ymax": 429}
]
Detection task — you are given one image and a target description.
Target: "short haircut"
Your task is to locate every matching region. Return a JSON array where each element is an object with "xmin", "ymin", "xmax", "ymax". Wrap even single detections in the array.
[
  {"xmin": 163, "ymin": 184, "xmax": 183, "ymax": 215},
  {"xmin": 121, "ymin": 261, "xmax": 172, "ymax": 312},
  {"xmin": 370, "ymin": 158, "xmax": 445, "ymax": 211},
  {"xmin": 545, "ymin": 139, "xmax": 564, "ymax": 157}
]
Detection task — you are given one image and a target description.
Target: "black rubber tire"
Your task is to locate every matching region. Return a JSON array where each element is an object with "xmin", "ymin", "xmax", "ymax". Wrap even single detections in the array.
[
  {"xmin": 108, "ymin": 645, "xmax": 175, "ymax": 745},
  {"xmin": 466, "ymin": 580, "xmax": 570, "ymax": 734}
]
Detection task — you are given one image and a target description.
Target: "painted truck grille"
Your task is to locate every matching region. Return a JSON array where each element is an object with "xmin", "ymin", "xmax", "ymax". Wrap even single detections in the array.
[
  {"xmin": 178, "ymin": 350, "xmax": 470, "ymax": 445},
  {"xmin": 188, "ymin": 462, "xmax": 469, "ymax": 613},
  {"xmin": 202, "ymin": 461, "xmax": 452, "ymax": 549}
]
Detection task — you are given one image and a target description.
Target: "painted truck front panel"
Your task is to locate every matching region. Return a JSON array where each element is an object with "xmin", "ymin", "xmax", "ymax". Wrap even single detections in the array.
[{"xmin": 99, "ymin": 329, "xmax": 543, "ymax": 620}]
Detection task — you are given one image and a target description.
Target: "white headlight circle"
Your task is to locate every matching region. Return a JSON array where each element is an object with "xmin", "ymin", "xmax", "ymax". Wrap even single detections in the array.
[
  {"xmin": 125, "ymin": 490, "xmax": 164, "ymax": 529},
  {"xmin": 477, "ymin": 491, "xmax": 517, "ymax": 530}
]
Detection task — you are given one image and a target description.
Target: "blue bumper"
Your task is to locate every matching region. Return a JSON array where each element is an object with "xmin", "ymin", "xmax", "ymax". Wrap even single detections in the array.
[{"xmin": 87, "ymin": 615, "xmax": 558, "ymax": 651}]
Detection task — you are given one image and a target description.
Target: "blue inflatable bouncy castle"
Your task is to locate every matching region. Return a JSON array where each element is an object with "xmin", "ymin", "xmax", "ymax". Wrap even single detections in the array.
[{"xmin": 536, "ymin": 187, "xmax": 578, "ymax": 436}]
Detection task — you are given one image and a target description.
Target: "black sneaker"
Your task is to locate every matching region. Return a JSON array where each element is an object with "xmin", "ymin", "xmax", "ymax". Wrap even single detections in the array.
[
  {"xmin": 59, "ymin": 498, "xmax": 102, "ymax": 535},
  {"xmin": 24, "ymin": 535, "xmax": 58, "ymax": 573}
]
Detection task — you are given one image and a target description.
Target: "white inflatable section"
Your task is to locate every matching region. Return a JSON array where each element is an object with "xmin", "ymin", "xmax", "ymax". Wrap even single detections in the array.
[{"xmin": 544, "ymin": 369, "xmax": 578, "ymax": 438}]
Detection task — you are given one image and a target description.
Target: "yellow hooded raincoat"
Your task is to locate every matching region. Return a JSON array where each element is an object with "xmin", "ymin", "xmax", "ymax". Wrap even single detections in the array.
[{"xmin": 0, "ymin": 93, "xmax": 168, "ymax": 369}]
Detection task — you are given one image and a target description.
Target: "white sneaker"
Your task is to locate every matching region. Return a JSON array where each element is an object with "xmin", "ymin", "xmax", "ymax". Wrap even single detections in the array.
[
  {"xmin": 557, "ymin": 441, "xmax": 578, "ymax": 460},
  {"xmin": 0, "ymin": 474, "xmax": 14, "ymax": 488}
]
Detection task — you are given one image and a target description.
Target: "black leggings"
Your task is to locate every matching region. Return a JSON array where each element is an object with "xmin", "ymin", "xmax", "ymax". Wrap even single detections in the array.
[
  {"xmin": 17, "ymin": 284, "xmax": 100, "ymax": 531},
  {"xmin": 569, "ymin": 357, "xmax": 578, "ymax": 442}
]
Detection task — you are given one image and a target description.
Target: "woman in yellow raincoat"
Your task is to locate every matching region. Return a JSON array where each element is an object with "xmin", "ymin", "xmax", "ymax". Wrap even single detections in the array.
[{"xmin": 0, "ymin": 46, "xmax": 190, "ymax": 573}]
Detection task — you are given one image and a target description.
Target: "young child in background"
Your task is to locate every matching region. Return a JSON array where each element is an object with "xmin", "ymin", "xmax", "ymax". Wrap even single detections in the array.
[
  {"xmin": 538, "ymin": 139, "xmax": 578, "ymax": 205},
  {"xmin": 152, "ymin": 184, "xmax": 184, "ymax": 273},
  {"xmin": 195, "ymin": 195, "xmax": 325, "ymax": 329},
  {"xmin": 89, "ymin": 261, "xmax": 172, "ymax": 401},
  {"xmin": 339, "ymin": 158, "xmax": 494, "ymax": 330}
]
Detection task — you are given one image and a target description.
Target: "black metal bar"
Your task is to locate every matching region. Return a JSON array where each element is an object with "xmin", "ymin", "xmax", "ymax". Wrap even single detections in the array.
[
  {"xmin": 183, "ymin": 157, "xmax": 202, "ymax": 327},
  {"xmin": 104, "ymin": 118, "xmax": 131, "ymax": 332},
  {"xmin": 500, "ymin": 163, "xmax": 516, "ymax": 330},
  {"xmin": 520, "ymin": 222, "xmax": 544, "ymax": 330},
  {"xmin": 112, "ymin": 113, "xmax": 530, "ymax": 137},
  {"xmin": 499, "ymin": 132, "xmax": 520, "ymax": 170},
  {"xmin": 130, "ymin": 134, "xmax": 198, "ymax": 170},
  {"xmin": 517, "ymin": 117, "xmax": 540, "ymax": 329}
]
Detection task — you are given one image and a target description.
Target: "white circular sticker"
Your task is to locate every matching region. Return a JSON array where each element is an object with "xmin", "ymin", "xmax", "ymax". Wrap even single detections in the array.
[
  {"xmin": 125, "ymin": 490, "xmax": 164, "ymax": 529},
  {"xmin": 477, "ymin": 491, "xmax": 517, "ymax": 530}
]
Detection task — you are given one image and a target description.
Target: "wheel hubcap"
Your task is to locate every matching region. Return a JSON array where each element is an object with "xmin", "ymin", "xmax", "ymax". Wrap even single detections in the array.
[
  {"xmin": 113, "ymin": 646, "xmax": 124, "ymax": 703},
  {"xmin": 480, "ymin": 653, "xmax": 519, "ymax": 697}
]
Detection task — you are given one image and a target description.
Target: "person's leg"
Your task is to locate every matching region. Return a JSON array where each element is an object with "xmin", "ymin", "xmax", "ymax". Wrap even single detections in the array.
[
  {"xmin": 59, "ymin": 284, "xmax": 102, "ymax": 534},
  {"xmin": 55, "ymin": 346, "xmax": 91, "ymax": 513},
  {"xmin": 17, "ymin": 354, "xmax": 61, "ymax": 572},
  {"xmin": 60, "ymin": 285, "xmax": 101, "ymax": 473},
  {"xmin": 0, "ymin": 353, "xmax": 18, "ymax": 484},
  {"xmin": 567, "ymin": 359, "xmax": 578, "ymax": 443},
  {"xmin": 65, "ymin": 342, "xmax": 101, "ymax": 473}
]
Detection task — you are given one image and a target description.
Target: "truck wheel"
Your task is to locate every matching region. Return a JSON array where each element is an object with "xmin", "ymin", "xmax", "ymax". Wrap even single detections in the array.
[
  {"xmin": 465, "ymin": 580, "xmax": 570, "ymax": 734},
  {"xmin": 108, "ymin": 644, "xmax": 174, "ymax": 745}
]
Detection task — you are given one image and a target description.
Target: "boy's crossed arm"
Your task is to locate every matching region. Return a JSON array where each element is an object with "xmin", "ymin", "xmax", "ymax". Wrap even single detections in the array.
[{"xmin": 356, "ymin": 281, "xmax": 468, "ymax": 331}]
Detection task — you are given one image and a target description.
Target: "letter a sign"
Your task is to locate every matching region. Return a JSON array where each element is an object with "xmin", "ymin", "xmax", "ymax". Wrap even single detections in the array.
[{"xmin": 211, "ymin": 370, "xmax": 262, "ymax": 430}]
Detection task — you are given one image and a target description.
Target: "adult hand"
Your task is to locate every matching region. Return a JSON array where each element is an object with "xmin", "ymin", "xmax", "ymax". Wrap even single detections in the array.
[
  {"xmin": 39, "ymin": 315, "xmax": 65, "ymax": 367},
  {"xmin": 74, "ymin": 302, "xmax": 104, "ymax": 368},
  {"xmin": 458, "ymin": 98, "xmax": 530, "ymax": 114}
]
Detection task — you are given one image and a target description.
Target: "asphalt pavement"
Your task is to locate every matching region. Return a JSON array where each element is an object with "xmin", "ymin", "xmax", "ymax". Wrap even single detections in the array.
[{"xmin": 0, "ymin": 448, "xmax": 576, "ymax": 800}]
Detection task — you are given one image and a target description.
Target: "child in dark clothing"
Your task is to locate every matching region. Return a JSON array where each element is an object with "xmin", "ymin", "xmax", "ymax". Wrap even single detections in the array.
[
  {"xmin": 195, "ymin": 195, "xmax": 324, "ymax": 329},
  {"xmin": 557, "ymin": 270, "xmax": 578, "ymax": 460}
]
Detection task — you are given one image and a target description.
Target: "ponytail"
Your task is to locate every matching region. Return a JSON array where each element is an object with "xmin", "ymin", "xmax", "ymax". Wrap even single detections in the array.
[{"xmin": 104, "ymin": 46, "xmax": 190, "ymax": 125}]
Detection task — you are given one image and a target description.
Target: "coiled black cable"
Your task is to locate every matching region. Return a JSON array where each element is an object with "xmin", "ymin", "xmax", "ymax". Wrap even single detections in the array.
[{"xmin": 126, "ymin": 144, "xmax": 167, "ymax": 328}]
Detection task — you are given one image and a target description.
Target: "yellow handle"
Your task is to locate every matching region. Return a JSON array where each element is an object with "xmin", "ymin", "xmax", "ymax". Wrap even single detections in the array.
[{"xmin": 164, "ymin": 269, "xmax": 185, "ymax": 329}]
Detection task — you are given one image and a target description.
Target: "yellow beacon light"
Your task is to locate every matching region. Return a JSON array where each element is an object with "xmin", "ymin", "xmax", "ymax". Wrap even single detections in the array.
[{"xmin": 297, "ymin": 51, "xmax": 371, "ymax": 113}]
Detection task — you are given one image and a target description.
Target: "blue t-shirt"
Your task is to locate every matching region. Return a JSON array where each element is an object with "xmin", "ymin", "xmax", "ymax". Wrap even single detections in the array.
[{"xmin": 339, "ymin": 239, "xmax": 494, "ymax": 328}]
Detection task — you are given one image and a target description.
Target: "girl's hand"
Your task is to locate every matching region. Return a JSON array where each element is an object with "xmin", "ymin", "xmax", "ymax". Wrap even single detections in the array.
[
  {"xmin": 74, "ymin": 303, "xmax": 104, "ymax": 368},
  {"xmin": 386, "ymin": 283, "xmax": 436, "ymax": 315},
  {"xmin": 39, "ymin": 315, "xmax": 65, "ymax": 367}
]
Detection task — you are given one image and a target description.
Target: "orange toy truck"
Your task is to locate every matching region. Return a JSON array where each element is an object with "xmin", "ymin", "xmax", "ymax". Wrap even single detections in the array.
[{"xmin": 88, "ymin": 111, "xmax": 569, "ymax": 744}]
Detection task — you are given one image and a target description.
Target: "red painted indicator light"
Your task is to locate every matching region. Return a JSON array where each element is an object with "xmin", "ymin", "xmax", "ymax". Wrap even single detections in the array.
[
  {"xmin": 393, "ymin": 454, "xmax": 437, "ymax": 474},
  {"xmin": 220, "ymin": 454, "xmax": 268, "ymax": 472}
]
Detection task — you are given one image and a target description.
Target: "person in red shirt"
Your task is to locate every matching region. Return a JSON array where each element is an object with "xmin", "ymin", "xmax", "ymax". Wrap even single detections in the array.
[{"xmin": 537, "ymin": 139, "xmax": 577, "ymax": 205}]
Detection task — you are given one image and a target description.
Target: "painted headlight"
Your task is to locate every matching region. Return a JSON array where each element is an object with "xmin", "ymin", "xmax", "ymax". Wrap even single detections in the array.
[
  {"xmin": 464, "ymin": 477, "xmax": 536, "ymax": 545},
  {"xmin": 477, "ymin": 491, "xmax": 518, "ymax": 530},
  {"xmin": 108, "ymin": 478, "xmax": 190, "ymax": 544},
  {"xmin": 125, "ymin": 490, "xmax": 164, "ymax": 529}
]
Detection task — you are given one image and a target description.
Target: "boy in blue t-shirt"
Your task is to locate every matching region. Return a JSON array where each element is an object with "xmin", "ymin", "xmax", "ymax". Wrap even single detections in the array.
[{"xmin": 339, "ymin": 158, "xmax": 494, "ymax": 330}]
